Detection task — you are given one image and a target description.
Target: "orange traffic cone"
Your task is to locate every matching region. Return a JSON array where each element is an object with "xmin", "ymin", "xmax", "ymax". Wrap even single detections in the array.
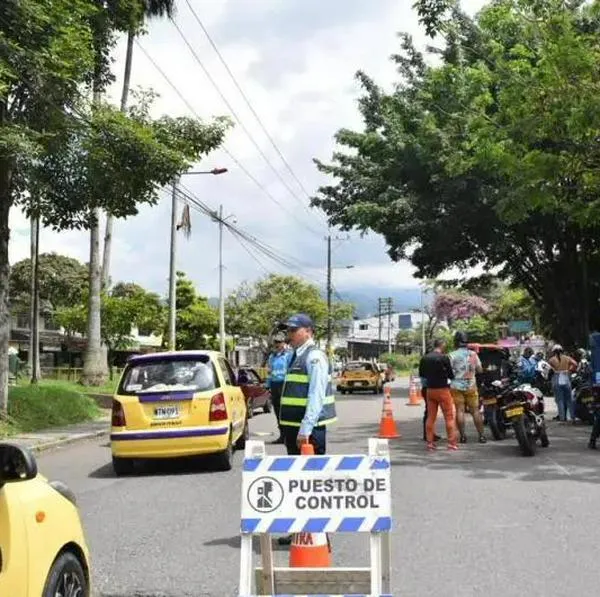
[
  {"xmin": 407, "ymin": 375, "xmax": 422, "ymax": 406},
  {"xmin": 301, "ymin": 441, "xmax": 314, "ymax": 456},
  {"xmin": 378, "ymin": 386, "xmax": 400, "ymax": 439},
  {"xmin": 289, "ymin": 440, "xmax": 332, "ymax": 568},
  {"xmin": 289, "ymin": 531, "xmax": 332, "ymax": 567}
]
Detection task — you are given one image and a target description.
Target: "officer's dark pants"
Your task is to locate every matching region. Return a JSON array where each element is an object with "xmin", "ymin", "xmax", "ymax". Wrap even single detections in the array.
[
  {"xmin": 270, "ymin": 381, "xmax": 284, "ymax": 438},
  {"xmin": 590, "ymin": 411, "xmax": 600, "ymax": 445},
  {"xmin": 282, "ymin": 425, "xmax": 327, "ymax": 455}
]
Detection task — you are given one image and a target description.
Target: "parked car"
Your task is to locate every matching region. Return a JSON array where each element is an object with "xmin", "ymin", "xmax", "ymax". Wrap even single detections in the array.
[
  {"xmin": 237, "ymin": 367, "xmax": 272, "ymax": 417},
  {"xmin": 110, "ymin": 350, "xmax": 248, "ymax": 475},
  {"xmin": 0, "ymin": 443, "xmax": 91, "ymax": 597},
  {"xmin": 337, "ymin": 361, "xmax": 384, "ymax": 395}
]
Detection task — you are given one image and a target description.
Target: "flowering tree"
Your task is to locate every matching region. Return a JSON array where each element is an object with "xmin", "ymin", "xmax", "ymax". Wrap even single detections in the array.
[{"xmin": 433, "ymin": 292, "xmax": 491, "ymax": 326}]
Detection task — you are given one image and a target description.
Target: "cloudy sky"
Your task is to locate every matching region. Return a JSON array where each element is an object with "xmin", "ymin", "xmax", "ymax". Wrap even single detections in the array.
[{"xmin": 9, "ymin": 0, "xmax": 486, "ymax": 300}]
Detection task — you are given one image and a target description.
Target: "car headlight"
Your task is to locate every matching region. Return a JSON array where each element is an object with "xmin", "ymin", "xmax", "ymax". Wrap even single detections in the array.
[{"xmin": 49, "ymin": 480, "xmax": 77, "ymax": 506}]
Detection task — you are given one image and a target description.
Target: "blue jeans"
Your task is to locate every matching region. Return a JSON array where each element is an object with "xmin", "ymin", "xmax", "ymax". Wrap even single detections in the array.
[{"xmin": 554, "ymin": 383, "xmax": 575, "ymax": 421}]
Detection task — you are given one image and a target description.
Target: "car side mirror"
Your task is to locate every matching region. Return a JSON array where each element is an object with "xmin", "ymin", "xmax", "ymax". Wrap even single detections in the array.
[{"xmin": 0, "ymin": 443, "xmax": 37, "ymax": 487}]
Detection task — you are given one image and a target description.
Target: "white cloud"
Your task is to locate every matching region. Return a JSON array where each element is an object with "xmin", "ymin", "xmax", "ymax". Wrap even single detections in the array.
[{"xmin": 9, "ymin": 0, "xmax": 489, "ymax": 298}]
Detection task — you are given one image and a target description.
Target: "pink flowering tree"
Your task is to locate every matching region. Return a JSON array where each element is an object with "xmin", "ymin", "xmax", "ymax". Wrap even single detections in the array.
[{"xmin": 433, "ymin": 292, "xmax": 491, "ymax": 327}]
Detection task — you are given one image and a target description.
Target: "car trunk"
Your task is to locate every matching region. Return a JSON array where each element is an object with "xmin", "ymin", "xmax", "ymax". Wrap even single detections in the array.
[{"xmin": 119, "ymin": 389, "xmax": 219, "ymax": 431}]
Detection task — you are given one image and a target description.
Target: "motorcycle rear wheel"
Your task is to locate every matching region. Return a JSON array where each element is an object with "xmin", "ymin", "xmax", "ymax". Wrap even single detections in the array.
[
  {"xmin": 514, "ymin": 415, "xmax": 536, "ymax": 456},
  {"xmin": 486, "ymin": 407, "xmax": 506, "ymax": 441}
]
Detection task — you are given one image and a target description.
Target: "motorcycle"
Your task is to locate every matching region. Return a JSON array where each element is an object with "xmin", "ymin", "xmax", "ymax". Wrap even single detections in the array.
[
  {"xmin": 501, "ymin": 381, "xmax": 549, "ymax": 456},
  {"xmin": 572, "ymin": 366, "xmax": 593, "ymax": 424},
  {"xmin": 480, "ymin": 378, "xmax": 512, "ymax": 441}
]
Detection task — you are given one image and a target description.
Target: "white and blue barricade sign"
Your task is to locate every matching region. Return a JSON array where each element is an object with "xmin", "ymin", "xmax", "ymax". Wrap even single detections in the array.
[{"xmin": 238, "ymin": 438, "xmax": 393, "ymax": 597}]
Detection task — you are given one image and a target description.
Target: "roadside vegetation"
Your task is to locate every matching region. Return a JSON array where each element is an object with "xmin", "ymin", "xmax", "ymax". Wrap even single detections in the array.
[{"xmin": 0, "ymin": 384, "xmax": 101, "ymax": 438}]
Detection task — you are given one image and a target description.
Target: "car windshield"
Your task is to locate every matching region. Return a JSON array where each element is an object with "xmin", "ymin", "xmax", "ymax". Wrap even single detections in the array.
[
  {"xmin": 118, "ymin": 357, "xmax": 217, "ymax": 395},
  {"xmin": 344, "ymin": 363, "xmax": 373, "ymax": 373}
]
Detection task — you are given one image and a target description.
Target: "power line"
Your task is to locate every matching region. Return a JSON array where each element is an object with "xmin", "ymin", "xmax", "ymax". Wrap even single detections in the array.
[
  {"xmin": 181, "ymin": 0, "xmax": 325, "ymax": 218},
  {"xmin": 168, "ymin": 16, "xmax": 326, "ymax": 231},
  {"xmin": 175, "ymin": 184, "xmax": 328, "ymax": 285},
  {"xmin": 135, "ymin": 40, "xmax": 325, "ymax": 237}
]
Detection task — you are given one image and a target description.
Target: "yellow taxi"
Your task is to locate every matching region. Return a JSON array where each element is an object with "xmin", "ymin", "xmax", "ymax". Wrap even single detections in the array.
[
  {"xmin": 337, "ymin": 361, "xmax": 384, "ymax": 395},
  {"xmin": 110, "ymin": 350, "xmax": 248, "ymax": 475},
  {"xmin": 0, "ymin": 442, "xmax": 91, "ymax": 597}
]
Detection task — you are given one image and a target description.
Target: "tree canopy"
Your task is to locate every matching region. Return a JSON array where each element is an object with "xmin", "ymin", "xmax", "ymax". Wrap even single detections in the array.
[
  {"xmin": 314, "ymin": 0, "xmax": 600, "ymax": 347},
  {"xmin": 9, "ymin": 253, "xmax": 88, "ymax": 313},
  {"xmin": 226, "ymin": 274, "xmax": 354, "ymax": 346}
]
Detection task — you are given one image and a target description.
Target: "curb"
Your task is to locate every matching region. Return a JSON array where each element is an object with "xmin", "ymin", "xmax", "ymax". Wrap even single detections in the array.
[{"xmin": 24, "ymin": 428, "xmax": 110, "ymax": 454}]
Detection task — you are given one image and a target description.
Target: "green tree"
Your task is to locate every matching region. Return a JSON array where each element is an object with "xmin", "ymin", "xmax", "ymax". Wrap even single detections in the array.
[
  {"xmin": 9, "ymin": 253, "xmax": 88, "ymax": 312},
  {"xmin": 55, "ymin": 282, "xmax": 165, "ymax": 378},
  {"xmin": 226, "ymin": 274, "xmax": 353, "ymax": 350},
  {"xmin": 0, "ymin": 0, "xmax": 98, "ymax": 411},
  {"xmin": 35, "ymin": 93, "xmax": 230, "ymax": 386},
  {"xmin": 314, "ymin": 0, "xmax": 600, "ymax": 348},
  {"xmin": 170, "ymin": 272, "xmax": 219, "ymax": 350},
  {"xmin": 102, "ymin": 0, "xmax": 176, "ymax": 287}
]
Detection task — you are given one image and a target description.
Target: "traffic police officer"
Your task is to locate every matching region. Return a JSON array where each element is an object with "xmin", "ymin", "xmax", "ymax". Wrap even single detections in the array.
[
  {"xmin": 265, "ymin": 332, "xmax": 292, "ymax": 445},
  {"xmin": 279, "ymin": 313, "xmax": 337, "ymax": 455},
  {"xmin": 277, "ymin": 313, "xmax": 337, "ymax": 547}
]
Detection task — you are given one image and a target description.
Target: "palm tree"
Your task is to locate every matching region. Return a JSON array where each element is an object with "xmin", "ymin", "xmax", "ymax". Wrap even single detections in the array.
[{"xmin": 101, "ymin": 0, "xmax": 176, "ymax": 288}]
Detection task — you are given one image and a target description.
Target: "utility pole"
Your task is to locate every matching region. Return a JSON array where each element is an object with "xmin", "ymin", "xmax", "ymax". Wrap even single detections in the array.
[
  {"xmin": 326, "ymin": 234, "xmax": 332, "ymax": 354},
  {"xmin": 378, "ymin": 297, "xmax": 393, "ymax": 355},
  {"xmin": 218, "ymin": 204, "xmax": 225, "ymax": 355},
  {"xmin": 168, "ymin": 176, "xmax": 178, "ymax": 351}
]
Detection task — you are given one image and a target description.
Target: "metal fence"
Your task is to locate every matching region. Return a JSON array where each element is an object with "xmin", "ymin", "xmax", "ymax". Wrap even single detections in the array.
[{"xmin": 39, "ymin": 367, "xmax": 124, "ymax": 382}]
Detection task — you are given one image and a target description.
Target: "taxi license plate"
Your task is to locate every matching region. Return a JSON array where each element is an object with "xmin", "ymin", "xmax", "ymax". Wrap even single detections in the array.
[
  {"xmin": 505, "ymin": 406, "xmax": 524, "ymax": 418},
  {"xmin": 482, "ymin": 398, "xmax": 497, "ymax": 405},
  {"xmin": 154, "ymin": 406, "xmax": 179, "ymax": 419}
]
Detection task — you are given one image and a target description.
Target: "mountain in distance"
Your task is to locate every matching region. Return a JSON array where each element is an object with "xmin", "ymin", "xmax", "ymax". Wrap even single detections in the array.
[
  {"xmin": 333, "ymin": 287, "xmax": 429, "ymax": 318},
  {"xmin": 208, "ymin": 286, "xmax": 429, "ymax": 319}
]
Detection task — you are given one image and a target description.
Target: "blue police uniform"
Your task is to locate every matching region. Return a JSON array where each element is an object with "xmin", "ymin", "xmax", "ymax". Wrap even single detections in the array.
[{"xmin": 266, "ymin": 347, "xmax": 292, "ymax": 441}]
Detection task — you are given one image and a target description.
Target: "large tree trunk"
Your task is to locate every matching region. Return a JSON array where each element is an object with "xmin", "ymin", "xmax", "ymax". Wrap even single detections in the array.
[
  {"xmin": 0, "ymin": 178, "xmax": 10, "ymax": 413},
  {"xmin": 0, "ymin": 98, "xmax": 12, "ymax": 413},
  {"xmin": 81, "ymin": 209, "xmax": 108, "ymax": 385},
  {"xmin": 102, "ymin": 28, "xmax": 135, "ymax": 289},
  {"xmin": 29, "ymin": 215, "xmax": 41, "ymax": 383}
]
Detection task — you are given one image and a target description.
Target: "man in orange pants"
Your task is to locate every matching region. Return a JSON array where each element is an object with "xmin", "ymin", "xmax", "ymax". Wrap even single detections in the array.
[{"xmin": 418, "ymin": 339, "xmax": 458, "ymax": 451}]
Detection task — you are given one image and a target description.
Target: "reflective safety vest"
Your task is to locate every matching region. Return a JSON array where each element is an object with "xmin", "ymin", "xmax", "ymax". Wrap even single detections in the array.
[{"xmin": 279, "ymin": 346, "xmax": 337, "ymax": 428}]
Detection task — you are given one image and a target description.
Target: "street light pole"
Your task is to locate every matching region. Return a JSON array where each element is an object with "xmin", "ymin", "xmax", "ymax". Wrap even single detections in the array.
[
  {"xmin": 326, "ymin": 235, "xmax": 332, "ymax": 353},
  {"xmin": 218, "ymin": 204, "xmax": 225, "ymax": 355},
  {"xmin": 167, "ymin": 168, "xmax": 228, "ymax": 352},
  {"xmin": 168, "ymin": 176, "xmax": 178, "ymax": 351}
]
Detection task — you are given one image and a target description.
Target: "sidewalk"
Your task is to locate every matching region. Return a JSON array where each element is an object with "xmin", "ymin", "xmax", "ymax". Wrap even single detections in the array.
[{"xmin": 7, "ymin": 414, "xmax": 110, "ymax": 453}]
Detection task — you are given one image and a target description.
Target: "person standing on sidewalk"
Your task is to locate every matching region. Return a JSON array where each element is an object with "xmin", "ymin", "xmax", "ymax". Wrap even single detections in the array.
[
  {"xmin": 419, "ymin": 339, "xmax": 458, "ymax": 451},
  {"xmin": 265, "ymin": 333, "xmax": 292, "ymax": 444},
  {"xmin": 449, "ymin": 331, "xmax": 486, "ymax": 444},
  {"xmin": 277, "ymin": 313, "xmax": 337, "ymax": 546}
]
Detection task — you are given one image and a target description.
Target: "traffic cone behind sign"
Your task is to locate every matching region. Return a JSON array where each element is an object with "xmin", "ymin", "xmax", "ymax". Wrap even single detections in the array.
[
  {"xmin": 289, "ymin": 531, "xmax": 332, "ymax": 568},
  {"xmin": 407, "ymin": 375, "xmax": 422, "ymax": 406},
  {"xmin": 378, "ymin": 388, "xmax": 400, "ymax": 439}
]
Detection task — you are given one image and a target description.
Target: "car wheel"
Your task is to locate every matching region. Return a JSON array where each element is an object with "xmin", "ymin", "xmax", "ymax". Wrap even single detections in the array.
[
  {"xmin": 235, "ymin": 419, "xmax": 249, "ymax": 451},
  {"xmin": 340, "ymin": 389, "xmax": 347, "ymax": 395},
  {"xmin": 263, "ymin": 398, "xmax": 272, "ymax": 414},
  {"xmin": 42, "ymin": 551, "xmax": 88, "ymax": 597},
  {"xmin": 112, "ymin": 456, "xmax": 135, "ymax": 477},
  {"xmin": 216, "ymin": 432, "xmax": 234, "ymax": 471}
]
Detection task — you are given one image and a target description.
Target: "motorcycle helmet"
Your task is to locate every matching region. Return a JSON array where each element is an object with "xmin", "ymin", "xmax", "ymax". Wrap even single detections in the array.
[
  {"xmin": 454, "ymin": 330, "xmax": 468, "ymax": 348},
  {"xmin": 552, "ymin": 344, "xmax": 563, "ymax": 355},
  {"xmin": 577, "ymin": 348, "xmax": 588, "ymax": 361}
]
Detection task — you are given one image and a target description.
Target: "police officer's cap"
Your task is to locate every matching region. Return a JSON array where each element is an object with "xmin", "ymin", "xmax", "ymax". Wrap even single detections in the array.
[{"xmin": 284, "ymin": 313, "xmax": 314, "ymax": 330}]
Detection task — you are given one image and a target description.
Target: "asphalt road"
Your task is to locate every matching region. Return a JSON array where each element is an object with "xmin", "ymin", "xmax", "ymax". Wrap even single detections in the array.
[{"xmin": 38, "ymin": 384, "xmax": 600, "ymax": 597}]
